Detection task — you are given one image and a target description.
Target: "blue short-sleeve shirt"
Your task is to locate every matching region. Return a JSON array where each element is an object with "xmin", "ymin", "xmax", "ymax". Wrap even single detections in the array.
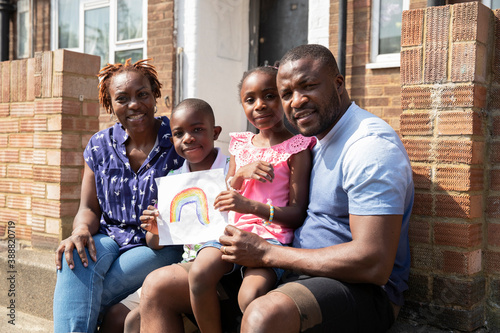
[
  {"xmin": 83, "ymin": 116, "xmax": 183, "ymax": 252},
  {"xmin": 293, "ymin": 103, "xmax": 414, "ymax": 306}
]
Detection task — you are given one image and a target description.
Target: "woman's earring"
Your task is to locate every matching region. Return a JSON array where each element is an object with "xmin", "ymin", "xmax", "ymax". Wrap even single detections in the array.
[{"xmin": 154, "ymin": 105, "xmax": 158, "ymax": 114}]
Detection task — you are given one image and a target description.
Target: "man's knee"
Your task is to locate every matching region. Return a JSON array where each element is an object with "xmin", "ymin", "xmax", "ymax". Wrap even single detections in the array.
[{"xmin": 241, "ymin": 293, "xmax": 300, "ymax": 333}]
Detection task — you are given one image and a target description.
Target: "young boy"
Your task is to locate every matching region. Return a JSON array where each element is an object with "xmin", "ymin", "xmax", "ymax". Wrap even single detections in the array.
[{"xmin": 99, "ymin": 98, "xmax": 229, "ymax": 333}]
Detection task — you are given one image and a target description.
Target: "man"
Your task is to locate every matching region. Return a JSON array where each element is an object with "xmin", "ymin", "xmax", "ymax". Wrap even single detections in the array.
[
  {"xmin": 139, "ymin": 44, "xmax": 413, "ymax": 333},
  {"xmin": 218, "ymin": 44, "xmax": 413, "ymax": 332}
]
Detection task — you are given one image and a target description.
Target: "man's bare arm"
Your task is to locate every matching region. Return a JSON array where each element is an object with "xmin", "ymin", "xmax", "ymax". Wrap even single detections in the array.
[{"xmin": 220, "ymin": 214, "xmax": 402, "ymax": 285}]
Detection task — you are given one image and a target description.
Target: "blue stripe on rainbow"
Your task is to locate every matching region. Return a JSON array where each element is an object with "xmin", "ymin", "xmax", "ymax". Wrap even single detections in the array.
[{"xmin": 170, "ymin": 187, "xmax": 210, "ymax": 225}]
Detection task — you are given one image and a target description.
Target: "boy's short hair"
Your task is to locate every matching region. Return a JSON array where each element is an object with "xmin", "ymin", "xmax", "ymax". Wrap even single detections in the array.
[{"xmin": 172, "ymin": 98, "xmax": 215, "ymax": 125}]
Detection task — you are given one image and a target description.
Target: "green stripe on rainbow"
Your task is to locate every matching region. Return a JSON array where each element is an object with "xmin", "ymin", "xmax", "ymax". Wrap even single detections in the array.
[{"xmin": 170, "ymin": 187, "xmax": 210, "ymax": 225}]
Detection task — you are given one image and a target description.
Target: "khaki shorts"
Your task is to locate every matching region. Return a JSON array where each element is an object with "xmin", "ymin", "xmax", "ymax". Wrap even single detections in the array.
[{"xmin": 120, "ymin": 287, "xmax": 141, "ymax": 310}]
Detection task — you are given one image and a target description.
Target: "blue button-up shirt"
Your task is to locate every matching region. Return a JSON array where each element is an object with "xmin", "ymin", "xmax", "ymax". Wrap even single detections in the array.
[{"xmin": 84, "ymin": 116, "xmax": 182, "ymax": 252}]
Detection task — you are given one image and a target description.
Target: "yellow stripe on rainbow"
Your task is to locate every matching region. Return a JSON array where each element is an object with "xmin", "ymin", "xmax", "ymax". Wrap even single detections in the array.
[{"xmin": 170, "ymin": 187, "xmax": 210, "ymax": 225}]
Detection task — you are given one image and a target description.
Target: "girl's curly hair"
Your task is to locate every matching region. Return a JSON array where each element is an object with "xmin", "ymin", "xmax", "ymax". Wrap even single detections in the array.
[{"xmin": 97, "ymin": 58, "xmax": 162, "ymax": 114}]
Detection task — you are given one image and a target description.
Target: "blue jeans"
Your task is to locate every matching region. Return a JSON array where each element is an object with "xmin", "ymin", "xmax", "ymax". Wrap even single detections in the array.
[{"xmin": 53, "ymin": 233, "xmax": 183, "ymax": 333}]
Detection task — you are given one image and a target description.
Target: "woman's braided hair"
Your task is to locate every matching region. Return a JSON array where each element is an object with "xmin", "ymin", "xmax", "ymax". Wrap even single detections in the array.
[{"xmin": 97, "ymin": 58, "xmax": 162, "ymax": 114}]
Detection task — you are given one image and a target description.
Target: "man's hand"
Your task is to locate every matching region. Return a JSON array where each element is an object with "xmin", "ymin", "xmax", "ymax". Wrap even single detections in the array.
[{"xmin": 218, "ymin": 225, "xmax": 272, "ymax": 267}]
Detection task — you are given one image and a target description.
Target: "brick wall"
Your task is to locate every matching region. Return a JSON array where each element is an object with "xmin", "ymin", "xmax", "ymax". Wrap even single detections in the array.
[
  {"xmin": 33, "ymin": 0, "xmax": 52, "ymax": 54},
  {"xmin": 328, "ymin": 0, "xmax": 429, "ymax": 134},
  {"xmin": 98, "ymin": 0, "xmax": 176, "ymax": 130},
  {"xmin": 400, "ymin": 2, "xmax": 497, "ymax": 330},
  {"xmin": 0, "ymin": 50, "xmax": 100, "ymax": 250}
]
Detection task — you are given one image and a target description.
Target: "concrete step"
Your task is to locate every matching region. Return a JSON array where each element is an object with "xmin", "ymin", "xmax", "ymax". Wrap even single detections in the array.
[
  {"xmin": 0, "ymin": 310, "xmax": 53, "ymax": 333},
  {"xmin": 0, "ymin": 242, "xmax": 56, "ymax": 325}
]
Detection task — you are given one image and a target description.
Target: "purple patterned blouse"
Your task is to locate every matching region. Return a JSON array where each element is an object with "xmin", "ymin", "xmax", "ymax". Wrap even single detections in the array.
[{"xmin": 83, "ymin": 116, "xmax": 182, "ymax": 252}]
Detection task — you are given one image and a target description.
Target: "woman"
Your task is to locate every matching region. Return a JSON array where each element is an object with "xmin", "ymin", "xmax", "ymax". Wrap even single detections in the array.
[{"xmin": 53, "ymin": 59, "xmax": 183, "ymax": 333}]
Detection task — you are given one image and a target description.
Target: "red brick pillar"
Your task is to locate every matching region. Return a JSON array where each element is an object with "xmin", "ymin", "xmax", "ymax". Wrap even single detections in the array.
[
  {"xmin": 0, "ymin": 50, "xmax": 100, "ymax": 250},
  {"xmin": 487, "ymin": 9, "xmax": 500, "ymax": 330},
  {"xmin": 400, "ymin": 2, "xmax": 493, "ymax": 330}
]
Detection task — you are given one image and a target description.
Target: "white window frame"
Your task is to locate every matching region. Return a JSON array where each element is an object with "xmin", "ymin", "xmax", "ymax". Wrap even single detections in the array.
[
  {"xmin": 51, "ymin": 0, "xmax": 148, "ymax": 64},
  {"xmin": 367, "ymin": 0, "xmax": 409, "ymax": 69}
]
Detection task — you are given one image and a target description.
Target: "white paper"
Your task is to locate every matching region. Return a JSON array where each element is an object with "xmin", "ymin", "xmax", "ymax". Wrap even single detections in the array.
[{"xmin": 155, "ymin": 168, "xmax": 228, "ymax": 245}]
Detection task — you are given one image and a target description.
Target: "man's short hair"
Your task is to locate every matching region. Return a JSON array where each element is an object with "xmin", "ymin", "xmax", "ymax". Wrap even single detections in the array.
[{"xmin": 280, "ymin": 44, "xmax": 339, "ymax": 76}]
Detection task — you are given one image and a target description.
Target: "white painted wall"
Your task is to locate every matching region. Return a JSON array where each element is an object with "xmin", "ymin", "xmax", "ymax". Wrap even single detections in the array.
[
  {"xmin": 174, "ymin": 0, "xmax": 330, "ymax": 153},
  {"xmin": 308, "ymin": 0, "xmax": 330, "ymax": 47},
  {"xmin": 175, "ymin": 0, "xmax": 250, "ymax": 153}
]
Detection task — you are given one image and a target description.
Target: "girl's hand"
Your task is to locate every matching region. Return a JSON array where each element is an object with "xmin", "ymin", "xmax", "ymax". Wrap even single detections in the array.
[
  {"xmin": 55, "ymin": 227, "xmax": 96, "ymax": 270},
  {"xmin": 214, "ymin": 190, "xmax": 252, "ymax": 214},
  {"xmin": 140, "ymin": 205, "xmax": 159, "ymax": 235},
  {"xmin": 235, "ymin": 161, "xmax": 274, "ymax": 183}
]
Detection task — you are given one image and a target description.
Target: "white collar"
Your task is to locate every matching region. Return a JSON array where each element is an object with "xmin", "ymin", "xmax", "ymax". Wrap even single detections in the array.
[{"xmin": 179, "ymin": 147, "xmax": 227, "ymax": 173}]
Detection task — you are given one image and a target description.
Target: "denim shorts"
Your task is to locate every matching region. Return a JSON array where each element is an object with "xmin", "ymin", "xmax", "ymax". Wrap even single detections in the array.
[{"xmin": 199, "ymin": 238, "xmax": 285, "ymax": 282}]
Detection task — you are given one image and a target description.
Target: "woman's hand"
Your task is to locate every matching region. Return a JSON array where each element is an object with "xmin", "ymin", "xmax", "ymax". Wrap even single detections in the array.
[
  {"xmin": 140, "ymin": 205, "xmax": 159, "ymax": 235},
  {"xmin": 55, "ymin": 162, "xmax": 101, "ymax": 270},
  {"xmin": 214, "ymin": 190, "xmax": 253, "ymax": 215},
  {"xmin": 55, "ymin": 227, "xmax": 96, "ymax": 270}
]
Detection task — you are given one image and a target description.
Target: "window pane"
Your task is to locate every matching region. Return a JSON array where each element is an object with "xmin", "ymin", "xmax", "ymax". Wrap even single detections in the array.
[
  {"xmin": 17, "ymin": 0, "xmax": 29, "ymax": 58},
  {"xmin": 115, "ymin": 49, "xmax": 144, "ymax": 64},
  {"xmin": 117, "ymin": 0, "xmax": 143, "ymax": 41},
  {"xmin": 84, "ymin": 7, "xmax": 110, "ymax": 67},
  {"xmin": 379, "ymin": 0, "xmax": 403, "ymax": 54},
  {"xmin": 58, "ymin": 0, "xmax": 79, "ymax": 49},
  {"xmin": 493, "ymin": 0, "xmax": 500, "ymax": 9}
]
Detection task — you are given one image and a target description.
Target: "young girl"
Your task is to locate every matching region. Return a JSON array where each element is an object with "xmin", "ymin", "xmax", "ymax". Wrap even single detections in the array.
[{"xmin": 187, "ymin": 65, "xmax": 315, "ymax": 332}]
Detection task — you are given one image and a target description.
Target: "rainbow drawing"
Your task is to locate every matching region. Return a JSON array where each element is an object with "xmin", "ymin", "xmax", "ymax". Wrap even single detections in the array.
[{"xmin": 170, "ymin": 187, "xmax": 210, "ymax": 226}]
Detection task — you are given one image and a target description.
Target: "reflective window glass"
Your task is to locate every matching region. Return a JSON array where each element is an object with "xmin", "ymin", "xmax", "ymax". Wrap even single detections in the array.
[
  {"xmin": 58, "ymin": 0, "xmax": 79, "ymax": 49},
  {"xmin": 115, "ymin": 49, "xmax": 144, "ymax": 64},
  {"xmin": 17, "ymin": 0, "xmax": 30, "ymax": 58},
  {"xmin": 117, "ymin": 0, "xmax": 143, "ymax": 41},
  {"xmin": 84, "ymin": 6, "xmax": 110, "ymax": 67},
  {"xmin": 379, "ymin": 0, "xmax": 403, "ymax": 55}
]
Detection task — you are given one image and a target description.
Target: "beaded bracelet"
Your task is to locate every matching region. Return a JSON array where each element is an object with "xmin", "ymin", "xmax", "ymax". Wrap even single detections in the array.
[{"xmin": 262, "ymin": 204, "xmax": 274, "ymax": 226}]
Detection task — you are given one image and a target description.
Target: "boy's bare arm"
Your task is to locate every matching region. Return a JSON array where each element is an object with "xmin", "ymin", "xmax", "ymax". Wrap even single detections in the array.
[
  {"xmin": 140, "ymin": 205, "xmax": 163, "ymax": 250},
  {"xmin": 145, "ymin": 231, "xmax": 163, "ymax": 250}
]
